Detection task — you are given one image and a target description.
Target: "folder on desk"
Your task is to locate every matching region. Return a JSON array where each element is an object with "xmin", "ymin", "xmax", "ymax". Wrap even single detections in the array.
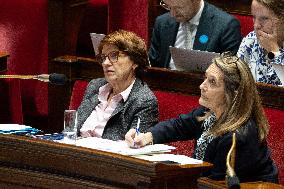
[
  {"xmin": 169, "ymin": 46, "xmax": 219, "ymax": 72},
  {"xmin": 271, "ymin": 62, "xmax": 284, "ymax": 87}
]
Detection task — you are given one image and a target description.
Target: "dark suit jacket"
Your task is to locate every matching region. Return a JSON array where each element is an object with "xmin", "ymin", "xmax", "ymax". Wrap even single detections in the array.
[
  {"xmin": 151, "ymin": 107, "xmax": 279, "ymax": 183},
  {"xmin": 148, "ymin": 2, "xmax": 242, "ymax": 68},
  {"xmin": 77, "ymin": 78, "xmax": 159, "ymax": 141}
]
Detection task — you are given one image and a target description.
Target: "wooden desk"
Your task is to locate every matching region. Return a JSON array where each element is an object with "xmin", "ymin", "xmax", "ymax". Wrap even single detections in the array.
[
  {"xmin": 0, "ymin": 52, "xmax": 9, "ymax": 72},
  {"xmin": 198, "ymin": 177, "xmax": 284, "ymax": 189},
  {"xmin": 0, "ymin": 134, "xmax": 212, "ymax": 189}
]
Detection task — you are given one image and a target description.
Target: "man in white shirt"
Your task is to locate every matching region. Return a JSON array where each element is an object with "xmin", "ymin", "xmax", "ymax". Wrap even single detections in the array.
[{"xmin": 149, "ymin": 0, "xmax": 242, "ymax": 69}]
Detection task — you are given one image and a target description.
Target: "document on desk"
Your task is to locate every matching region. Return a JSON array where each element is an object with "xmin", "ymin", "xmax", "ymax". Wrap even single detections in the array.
[
  {"xmin": 75, "ymin": 137, "xmax": 175, "ymax": 156},
  {"xmin": 0, "ymin": 124, "xmax": 40, "ymax": 135},
  {"xmin": 0, "ymin": 124, "xmax": 31, "ymax": 131},
  {"xmin": 169, "ymin": 46, "xmax": 219, "ymax": 72},
  {"xmin": 134, "ymin": 154, "xmax": 203, "ymax": 165},
  {"xmin": 271, "ymin": 62, "xmax": 284, "ymax": 87}
]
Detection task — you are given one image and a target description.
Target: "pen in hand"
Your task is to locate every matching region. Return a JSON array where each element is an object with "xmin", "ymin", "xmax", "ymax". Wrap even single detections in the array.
[{"xmin": 134, "ymin": 117, "xmax": 140, "ymax": 148}]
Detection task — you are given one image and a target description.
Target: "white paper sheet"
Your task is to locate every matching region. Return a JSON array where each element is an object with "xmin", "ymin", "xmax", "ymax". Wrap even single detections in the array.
[
  {"xmin": 169, "ymin": 46, "xmax": 219, "ymax": 72},
  {"xmin": 0, "ymin": 124, "xmax": 31, "ymax": 131},
  {"xmin": 74, "ymin": 137, "xmax": 175, "ymax": 156},
  {"xmin": 271, "ymin": 62, "xmax": 284, "ymax": 87},
  {"xmin": 134, "ymin": 153, "xmax": 203, "ymax": 165}
]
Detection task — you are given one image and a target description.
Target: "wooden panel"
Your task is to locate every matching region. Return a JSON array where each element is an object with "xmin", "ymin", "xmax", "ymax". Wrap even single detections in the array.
[
  {"xmin": 48, "ymin": 0, "xmax": 88, "ymax": 133},
  {"xmin": 0, "ymin": 134, "xmax": 212, "ymax": 189},
  {"xmin": 48, "ymin": 0, "xmax": 89, "ymax": 58},
  {"xmin": 0, "ymin": 52, "xmax": 9, "ymax": 73},
  {"xmin": 47, "ymin": 55, "xmax": 284, "ymax": 133},
  {"xmin": 55, "ymin": 56, "xmax": 283, "ymax": 105}
]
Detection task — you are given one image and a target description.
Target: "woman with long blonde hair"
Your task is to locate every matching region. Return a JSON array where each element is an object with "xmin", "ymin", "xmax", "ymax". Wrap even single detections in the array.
[{"xmin": 125, "ymin": 52, "xmax": 278, "ymax": 183}]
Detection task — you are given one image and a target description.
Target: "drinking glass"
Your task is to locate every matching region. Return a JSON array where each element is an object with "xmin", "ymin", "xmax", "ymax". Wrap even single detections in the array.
[
  {"xmin": 63, "ymin": 110, "xmax": 77, "ymax": 143},
  {"xmin": 90, "ymin": 33, "xmax": 105, "ymax": 55}
]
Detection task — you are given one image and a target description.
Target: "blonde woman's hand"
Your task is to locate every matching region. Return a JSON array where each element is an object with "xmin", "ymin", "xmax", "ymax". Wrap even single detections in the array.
[{"xmin": 125, "ymin": 129, "xmax": 153, "ymax": 148}]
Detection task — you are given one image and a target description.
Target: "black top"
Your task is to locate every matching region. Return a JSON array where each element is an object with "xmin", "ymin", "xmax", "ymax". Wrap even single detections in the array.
[{"xmin": 151, "ymin": 107, "xmax": 279, "ymax": 183}]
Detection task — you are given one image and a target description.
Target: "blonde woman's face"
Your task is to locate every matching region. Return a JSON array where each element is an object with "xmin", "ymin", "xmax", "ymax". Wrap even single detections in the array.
[{"xmin": 199, "ymin": 64, "xmax": 226, "ymax": 117}]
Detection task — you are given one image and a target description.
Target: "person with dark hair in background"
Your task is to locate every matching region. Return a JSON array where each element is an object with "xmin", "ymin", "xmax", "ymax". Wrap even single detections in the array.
[
  {"xmin": 237, "ymin": 0, "xmax": 284, "ymax": 85},
  {"xmin": 149, "ymin": 0, "xmax": 242, "ymax": 69},
  {"xmin": 76, "ymin": 30, "xmax": 159, "ymax": 141},
  {"xmin": 126, "ymin": 52, "xmax": 279, "ymax": 183}
]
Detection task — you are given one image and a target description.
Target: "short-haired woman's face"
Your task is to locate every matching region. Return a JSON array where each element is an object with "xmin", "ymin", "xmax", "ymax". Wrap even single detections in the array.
[
  {"xmin": 252, "ymin": 0, "xmax": 279, "ymax": 35},
  {"xmin": 101, "ymin": 44, "xmax": 137, "ymax": 85},
  {"xmin": 199, "ymin": 64, "xmax": 226, "ymax": 117}
]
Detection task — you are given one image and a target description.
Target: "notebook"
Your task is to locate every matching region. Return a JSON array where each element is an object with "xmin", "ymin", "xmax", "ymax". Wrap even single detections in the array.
[
  {"xmin": 169, "ymin": 46, "xmax": 219, "ymax": 72},
  {"xmin": 271, "ymin": 62, "xmax": 284, "ymax": 87}
]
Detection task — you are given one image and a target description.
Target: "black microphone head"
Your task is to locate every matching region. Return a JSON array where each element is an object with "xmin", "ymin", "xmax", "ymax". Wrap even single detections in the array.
[
  {"xmin": 226, "ymin": 176, "xmax": 240, "ymax": 189},
  {"xmin": 49, "ymin": 73, "xmax": 67, "ymax": 85}
]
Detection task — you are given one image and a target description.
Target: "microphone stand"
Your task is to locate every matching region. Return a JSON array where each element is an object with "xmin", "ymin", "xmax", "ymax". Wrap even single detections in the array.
[
  {"xmin": 0, "ymin": 74, "xmax": 50, "ymax": 82},
  {"xmin": 226, "ymin": 132, "xmax": 240, "ymax": 189}
]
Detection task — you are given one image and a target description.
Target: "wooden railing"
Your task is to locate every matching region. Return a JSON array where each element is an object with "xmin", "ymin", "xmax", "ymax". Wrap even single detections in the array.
[{"xmin": 48, "ymin": 56, "xmax": 284, "ymax": 133}]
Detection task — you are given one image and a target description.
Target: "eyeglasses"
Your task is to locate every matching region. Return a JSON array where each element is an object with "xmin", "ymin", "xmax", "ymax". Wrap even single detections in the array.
[
  {"xmin": 160, "ymin": 0, "xmax": 170, "ymax": 11},
  {"xmin": 97, "ymin": 51, "xmax": 127, "ymax": 65}
]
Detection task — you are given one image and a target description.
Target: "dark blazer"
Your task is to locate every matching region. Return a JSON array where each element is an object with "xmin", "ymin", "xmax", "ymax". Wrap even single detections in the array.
[
  {"xmin": 151, "ymin": 107, "xmax": 279, "ymax": 183},
  {"xmin": 77, "ymin": 78, "xmax": 159, "ymax": 141},
  {"xmin": 148, "ymin": 2, "xmax": 242, "ymax": 68}
]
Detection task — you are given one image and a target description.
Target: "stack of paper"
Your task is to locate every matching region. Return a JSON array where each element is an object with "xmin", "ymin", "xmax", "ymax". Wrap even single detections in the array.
[
  {"xmin": 75, "ymin": 137, "xmax": 175, "ymax": 156},
  {"xmin": 59, "ymin": 137, "xmax": 202, "ymax": 165},
  {"xmin": 134, "ymin": 154, "xmax": 203, "ymax": 165},
  {"xmin": 0, "ymin": 124, "xmax": 40, "ymax": 135}
]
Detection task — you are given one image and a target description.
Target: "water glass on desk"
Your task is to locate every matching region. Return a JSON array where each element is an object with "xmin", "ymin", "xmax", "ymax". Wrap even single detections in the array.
[{"xmin": 63, "ymin": 110, "xmax": 77, "ymax": 143}]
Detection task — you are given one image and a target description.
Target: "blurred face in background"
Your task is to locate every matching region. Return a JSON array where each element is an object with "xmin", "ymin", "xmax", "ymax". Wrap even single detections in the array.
[
  {"xmin": 199, "ymin": 63, "xmax": 226, "ymax": 118},
  {"xmin": 163, "ymin": 0, "xmax": 201, "ymax": 22},
  {"xmin": 252, "ymin": 0, "xmax": 279, "ymax": 37}
]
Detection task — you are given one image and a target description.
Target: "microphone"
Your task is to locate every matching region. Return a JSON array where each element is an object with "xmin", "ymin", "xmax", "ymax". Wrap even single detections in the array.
[
  {"xmin": 36, "ymin": 73, "xmax": 67, "ymax": 85},
  {"xmin": 0, "ymin": 73, "xmax": 67, "ymax": 85},
  {"xmin": 226, "ymin": 133, "xmax": 240, "ymax": 189}
]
